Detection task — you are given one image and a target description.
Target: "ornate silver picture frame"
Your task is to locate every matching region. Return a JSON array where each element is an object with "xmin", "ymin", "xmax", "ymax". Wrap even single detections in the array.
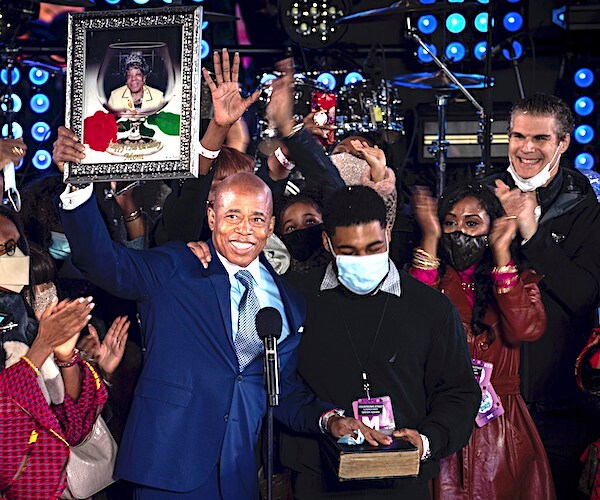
[{"xmin": 64, "ymin": 6, "xmax": 202, "ymax": 182}]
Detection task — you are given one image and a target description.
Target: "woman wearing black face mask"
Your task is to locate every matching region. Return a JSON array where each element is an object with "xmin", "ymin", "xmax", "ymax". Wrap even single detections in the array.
[
  {"xmin": 408, "ymin": 183, "xmax": 554, "ymax": 500},
  {"xmin": 277, "ymin": 194, "xmax": 331, "ymax": 275}
]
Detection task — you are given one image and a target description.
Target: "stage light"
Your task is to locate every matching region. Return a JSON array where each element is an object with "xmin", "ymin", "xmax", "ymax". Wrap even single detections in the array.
[
  {"xmin": 0, "ymin": 67, "xmax": 20, "ymax": 85},
  {"xmin": 2, "ymin": 122, "xmax": 23, "ymax": 139},
  {"xmin": 294, "ymin": 73, "xmax": 306, "ymax": 79},
  {"xmin": 1, "ymin": 93, "xmax": 22, "ymax": 113},
  {"xmin": 260, "ymin": 73, "xmax": 277, "ymax": 84},
  {"xmin": 316, "ymin": 72, "xmax": 336, "ymax": 91},
  {"xmin": 281, "ymin": 0, "xmax": 349, "ymax": 48},
  {"xmin": 32, "ymin": 149, "xmax": 52, "ymax": 170},
  {"xmin": 477, "ymin": 0, "xmax": 489, "ymax": 3},
  {"xmin": 105, "ymin": 0, "xmax": 121, "ymax": 4},
  {"xmin": 202, "ymin": 21, "xmax": 209, "ymax": 30},
  {"xmin": 503, "ymin": 12, "xmax": 523, "ymax": 32},
  {"xmin": 200, "ymin": 40, "xmax": 210, "ymax": 59},
  {"xmin": 445, "ymin": 42, "xmax": 466, "ymax": 62},
  {"xmin": 574, "ymin": 125, "xmax": 594, "ymax": 145},
  {"xmin": 417, "ymin": 44, "xmax": 437, "ymax": 64},
  {"xmin": 30, "ymin": 94, "xmax": 50, "ymax": 114},
  {"xmin": 474, "ymin": 12, "xmax": 489, "ymax": 33},
  {"xmin": 502, "ymin": 41, "xmax": 523, "ymax": 60},
  {"xmin": 575, "ymin": 152, "xmax": 595, "ymax": 170},
  {"xmin": 506, "ymin": 0, "xmax": 520, "ymax": 3},
  {"xmin": 29, "ymin": 67, "xmax": 50, "ymax": 86},
  {"xmin": 574, "ymin": 97, "xmax": 594, "ymax": 117},
  {"xmin": 31, "ymin": 121, "xmax": 51, "ymax": 142},
  {"xmin": 344, "ymin": 72, "xmax": 364, "ymax": 85},
  {"xmin": 574, "ymin": 68, "xmax": 594, "ymax": 88},
  {"xmin": 14, "ymin": 158, "xmax": 24, "ymax": 171},
  {"xmin": 417, "ymin": 15, "xmax": 438, "ymax": 35},
  {"xmin": 419, "ymin": 0, "xmax": 436, "ymax": 4},
  {"xmin": 474, "ymin": 41, "xmax": 487, "ymax": 61},
  {"xmin": 132, "ymin": 0, "xmax": 150, "ymax": 4},
  {"xmin": 446, "ymin": 13, "xmax": 466, "ymax": 33}
]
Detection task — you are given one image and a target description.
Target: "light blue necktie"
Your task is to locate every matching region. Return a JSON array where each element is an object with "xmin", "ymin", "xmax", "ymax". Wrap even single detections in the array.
[{"xmin": 234, "ymin": 270, "xmax": 263, "ymax": 371}]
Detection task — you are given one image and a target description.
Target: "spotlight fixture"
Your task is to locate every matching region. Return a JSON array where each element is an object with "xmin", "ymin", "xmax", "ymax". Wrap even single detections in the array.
[{"xmin": 280, "ymin": 0, "xmax": 349, "ymax": 48}]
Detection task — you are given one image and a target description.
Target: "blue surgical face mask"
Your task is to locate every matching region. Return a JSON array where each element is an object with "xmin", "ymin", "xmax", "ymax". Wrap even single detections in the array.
[
  {"xmin": 49, "ymin": 231, "xmax": 71, "ymax": 261},
  {"xmin": 327, "ymin": 234, "xmax": 390, "ymax": 295}
]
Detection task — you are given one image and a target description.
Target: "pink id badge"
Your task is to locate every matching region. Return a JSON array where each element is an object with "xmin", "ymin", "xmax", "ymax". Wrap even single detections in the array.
[
  {"xmin": 352, "ymin": 396, "xmax": 396, "ymax": 435},
  {"xmin": 471, "ymin": 359, "xmax": 504, "ymax": 427}
]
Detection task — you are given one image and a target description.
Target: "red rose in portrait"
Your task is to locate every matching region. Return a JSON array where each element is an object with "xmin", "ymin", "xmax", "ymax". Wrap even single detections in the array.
[{"xmin": 84, "ymin": 111, "xmax": 118, "ymax": 151}]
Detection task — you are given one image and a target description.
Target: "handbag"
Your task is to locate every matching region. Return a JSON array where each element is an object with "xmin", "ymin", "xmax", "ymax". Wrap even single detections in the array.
[{"xmin": 61, "ymin": 415, "xmax": 118, "ymax": 499}]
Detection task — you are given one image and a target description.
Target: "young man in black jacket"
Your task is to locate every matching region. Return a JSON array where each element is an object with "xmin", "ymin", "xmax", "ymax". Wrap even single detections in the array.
[{"xmin": 280, "ymin": 185, "xmax": 480, "ymax": 499}]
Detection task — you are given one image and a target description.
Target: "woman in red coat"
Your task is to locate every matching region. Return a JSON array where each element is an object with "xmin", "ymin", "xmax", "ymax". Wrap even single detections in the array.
[
  {"xmin": 409, "ymin": 182, "xmax": 555, "ymax": 500},
  {"xmin": 0, "ymin": 207, "xmax": 108, "ymax": 499}
]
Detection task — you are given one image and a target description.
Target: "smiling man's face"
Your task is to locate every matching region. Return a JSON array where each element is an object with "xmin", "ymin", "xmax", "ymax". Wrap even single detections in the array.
[
  {"xmin": 208, "ymin": 173, "xmax": 274, "ymax": 268},
  {"xmin": 508, "ymin": 113, "xmax": 570, "ymax": 180}
]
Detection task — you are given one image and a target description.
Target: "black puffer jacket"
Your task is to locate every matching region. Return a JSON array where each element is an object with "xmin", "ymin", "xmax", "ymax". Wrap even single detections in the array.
[{"xmin": 487, "ymin": 166, "xmax": 600, "ymax": 405}]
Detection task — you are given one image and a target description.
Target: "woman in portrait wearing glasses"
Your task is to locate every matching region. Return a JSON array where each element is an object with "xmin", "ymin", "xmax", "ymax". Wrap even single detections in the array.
[
  {"xmin": 408, "ymin": 182, "xmax": 554, "ymax": 500},
  {"xmin": 0, "ymin": 207, "xmax": 108, "ymax": 499}
]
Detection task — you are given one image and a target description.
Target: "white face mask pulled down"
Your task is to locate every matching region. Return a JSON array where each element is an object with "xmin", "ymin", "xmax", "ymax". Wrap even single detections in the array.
[{"xmin": 507, "ymin": 143, "xmax": 562, "ymax": 192}]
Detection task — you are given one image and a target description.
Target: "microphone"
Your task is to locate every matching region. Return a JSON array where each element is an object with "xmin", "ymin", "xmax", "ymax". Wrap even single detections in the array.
[{"xmin": 256, "ymin": 307, "xmax": 283, "ymax": 407}]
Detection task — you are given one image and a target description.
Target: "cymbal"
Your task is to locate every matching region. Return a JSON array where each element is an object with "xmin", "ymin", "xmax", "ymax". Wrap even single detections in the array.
[
  {"xmin": 337, "ymin": 0, "xmax": 479, "ymax": 25},
  {"xmin": 393, "ymin": 71, "xmax": 489, "ymax": 90},
  {"xmin": 203, "ymin": 11, "xmax": 239, "ymax": 23}
]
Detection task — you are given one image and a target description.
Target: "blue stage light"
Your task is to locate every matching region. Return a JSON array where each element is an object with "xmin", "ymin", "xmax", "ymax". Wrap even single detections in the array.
[
  {"xmin": 417, "ymin": 44, "xmax": 437, "ymax": 64},
  {"xmin": 445, "ymin": 42, "xmax": 466, "ymax": 62},
  {"xmin": 32, "ymin": 150, "xmax": 52, "ymax": 170},
  {"xmin": 474, "ymin": 41, "xmax": 487, "ymax": 61},
  {"xmin": 503, "ymin": 12, "xmax": 523, "ymax": 32},
  {"xmin": 14, "ymin": 158, "xmax": 24, "ymax": 171},
  {"xmin": 202, "ymin": 21, "xmax": 209, "ymax": 30},
  {"xmin": 132, "ymin": 0, "xmax": 150, "ymax": 4},
  {"xmin": 474, "ymin": 12, "xmax": 489, "ymax": 32},
  {"xmin": 417, "ymin": 15, "xmax": 438, "ymax": 34},
  {"xmin": 2, "ymin": 122, "xmax": 23, "ymax": 139},
  {"xmin": 105, "ymin": 0, "xmax": 121, "ymax": 4},
  {"xmin": 29, "ymin": 67, "xmax": 50, "ymax": 86},
  {"xmin": 574, "ymin": 68, "xmax": 594, "ymax": 88},
  {"xmin": 30, "ymin": 94, "xmax": 50, "ymax": 114},
  {"xmin": 316, "ymin": 72, "xmax": 336, "ymax": 91},
  {"xmin": 31, "ymin": 121, "xmax": 51, "ymax": 142},
  {"xmin": 1, "ymin": 93, "xmax": 22, "ymax": 113},
  {"xmin": 200, "ymin": 40, "xmax": 210, "ymax": 59},
  {"xmin": 574, "ymin": 125, "xmax": 594, "ymax": 145},
  {"xmin": 0, "ymin": 67, "xmax": 20, "ymax": 85},
  {"xmin": 477, "ymin": 0, "xmax": 489, "ymax": 3},
  {"xmin": 260, "ymin": 73, "xmax": 277, "ymax": 84},
  {"xmin": 506, "ymin": 0, "xmax": 520, "ymax": 3},
  {"xmin": 575, "ymin": 152, "xmax": 595, "ymax": 170},
  {"xmin": 574, "ymin": 97, "xmax": 594, "ymax": 117},
  {"xmin": 446, "ymin": 13, "xmax": 466, "ymax": 33},
  {"xmin": 419, "ymin": 0, "xmax": 436, "ymax": 4},
  {"xmin": 502, "ymin": 41, "xmax": 523, "ymax": 60},
  {"xmin": 344, "ymin": 72, "xmax": 364, "ymax": 85}
]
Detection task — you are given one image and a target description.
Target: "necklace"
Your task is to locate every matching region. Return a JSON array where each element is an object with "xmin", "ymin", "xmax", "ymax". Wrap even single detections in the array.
[{"xmin": 461, "ymin": 282, "xmax": 475, "ymax": 292}]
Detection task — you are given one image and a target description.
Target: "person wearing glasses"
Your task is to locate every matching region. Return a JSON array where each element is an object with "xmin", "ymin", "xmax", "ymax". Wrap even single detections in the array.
[{"xmin": 0, "ymin": 207, "xmax": 108, "ymax": 499}]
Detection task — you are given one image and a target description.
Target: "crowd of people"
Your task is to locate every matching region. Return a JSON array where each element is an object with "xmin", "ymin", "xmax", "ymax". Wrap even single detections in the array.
[{"xmin": 0, "ymin": 48, "xmax": 599, "ymax": 500}]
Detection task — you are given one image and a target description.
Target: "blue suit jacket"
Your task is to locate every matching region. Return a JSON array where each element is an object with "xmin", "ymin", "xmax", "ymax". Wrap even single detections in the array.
[{"xmin": 59, "ymin": 195, "xmax": 330, "ymax": 497}]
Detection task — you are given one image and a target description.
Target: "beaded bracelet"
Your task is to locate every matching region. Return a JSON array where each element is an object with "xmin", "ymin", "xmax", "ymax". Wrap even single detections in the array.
[
  {"xmin": 21, "ymin": 356, "xmax": 41, "ymax": 377},
  {"xmin": 54, "ymin": 349, "xmax": 80, "ymax": 368},
  {"xmin": 123, "ymin": 208, "xmax": 143, "ymax": 223}
]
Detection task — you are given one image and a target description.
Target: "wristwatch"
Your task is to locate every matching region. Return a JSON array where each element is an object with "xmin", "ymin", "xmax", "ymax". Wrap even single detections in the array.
[{"xmin": 320, "ymin": 408, "xmax": 345, "ymax": 433}]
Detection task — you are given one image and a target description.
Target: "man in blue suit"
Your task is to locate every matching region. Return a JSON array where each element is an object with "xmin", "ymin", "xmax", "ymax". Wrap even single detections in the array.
[{"xmin": 56, "ymin": 171, "xmax": 389, "ymax": 499}]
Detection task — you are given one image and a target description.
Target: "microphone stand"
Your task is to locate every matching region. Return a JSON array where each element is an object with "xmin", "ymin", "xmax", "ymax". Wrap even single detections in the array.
[{"xmin": 264, "ymin": 336, "xmax": 279, "ymax": 500}]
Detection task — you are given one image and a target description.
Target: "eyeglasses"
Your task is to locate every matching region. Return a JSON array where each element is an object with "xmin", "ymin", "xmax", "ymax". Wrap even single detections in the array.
[{"xmin": 0, "ymin": 240, "xmax": 17, "ymax": 256}]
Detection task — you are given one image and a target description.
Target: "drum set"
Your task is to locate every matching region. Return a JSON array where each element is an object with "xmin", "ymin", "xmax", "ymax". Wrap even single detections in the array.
[{"xmin": 255, "ymin": 0, "xmax": 494, "ymax": 195}]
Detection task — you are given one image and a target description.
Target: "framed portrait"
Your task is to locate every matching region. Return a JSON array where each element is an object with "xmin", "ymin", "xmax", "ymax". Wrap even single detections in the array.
[{"xmin": 64, "ymin": 6, "xmax": 202, "ymax": 182}]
